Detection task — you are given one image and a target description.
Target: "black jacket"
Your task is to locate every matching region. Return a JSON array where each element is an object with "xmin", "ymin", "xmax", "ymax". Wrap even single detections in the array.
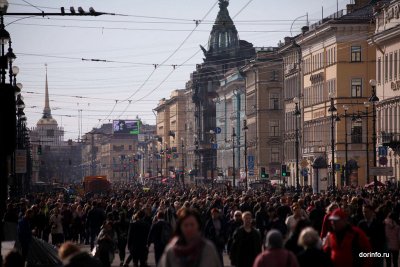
[{"xmin": 127, "ymin": 219, "xmax": 150, "ymax": 252}]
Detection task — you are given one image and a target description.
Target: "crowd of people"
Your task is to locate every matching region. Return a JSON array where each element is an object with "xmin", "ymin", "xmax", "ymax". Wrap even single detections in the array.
[{"xmin": 3, "ymin": 182, "xmax": 400, "ymax": 267}]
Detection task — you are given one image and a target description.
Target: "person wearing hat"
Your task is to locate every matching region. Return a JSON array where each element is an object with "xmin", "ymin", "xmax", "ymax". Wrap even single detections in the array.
[
  {"xmin": 323, "ymin": 208, "xmax": 373, "ymax": 267},
  {"xmin": 253, "ymin": 230, "xmax": 299, "ymax": 267}
]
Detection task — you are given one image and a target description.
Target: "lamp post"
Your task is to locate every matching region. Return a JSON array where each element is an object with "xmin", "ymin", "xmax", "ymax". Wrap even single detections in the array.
[
  {"xmin": 209, "ymin": 130, "xmax": 216, "ymax": 186},
  {"xmin": 293, "ymin": 97, "xmax": 301, "ymax": 191},
  {"xmin": 232, "ymin": 126, "xmax": 236, "ymax": 188},
  {"xmin": 364, "ymin": 102, "xmax": 370, "ymax": 183},
  {"xmin": 343, "ymin": 105, "xmax": 349, "ymax": 186},
  {"xmin": 369, "ymin": 79, "xmax": 379, "ymax": 192},
  {"xmin": 328, "ymin": 95, "xmax": 339, "ymax": 192},
  {"xmin": 194, "ymin": 134, "xmax": 199, "ymax": 184},
  {"xmin": 181, "ymin": 137, "xmax": 185, "ymax": 189},
  {"xmin": 242, "ymin": 117, "xmax": 248, "ymax": 191}
]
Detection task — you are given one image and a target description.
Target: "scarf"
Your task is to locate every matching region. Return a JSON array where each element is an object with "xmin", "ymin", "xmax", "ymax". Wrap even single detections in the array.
[{"xmin": 173, "ymin": 236, "xmax": 205, "ymax": 267}]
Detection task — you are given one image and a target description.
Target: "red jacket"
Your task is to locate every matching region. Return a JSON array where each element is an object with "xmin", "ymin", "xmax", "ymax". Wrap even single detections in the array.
[{"xmin": 323, "ymin": 225, "xmax": 372, "ymax": 267}]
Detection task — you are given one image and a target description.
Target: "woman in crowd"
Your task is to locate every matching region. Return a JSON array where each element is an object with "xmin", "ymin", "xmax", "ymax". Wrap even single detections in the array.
[
  {"xmin": 158, "ymin": 208, "xmax": 221, "ymax": 267},
  {"xmin": 297, "ymin": 227, "xmax": 332, "ymax": 267}
]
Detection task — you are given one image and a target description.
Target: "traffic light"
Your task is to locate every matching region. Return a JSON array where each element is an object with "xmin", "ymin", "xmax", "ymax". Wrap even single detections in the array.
[
  {"xmin": 261, "ymin": 167, "xmax": 268, "ymax": 179},
  {"xmin": 281, "ymin": 164, "xmax": 287, "ymax": 177},
  {"xmin": 37, "ymin": 145, "xmax": 42, "ymax": 155}
]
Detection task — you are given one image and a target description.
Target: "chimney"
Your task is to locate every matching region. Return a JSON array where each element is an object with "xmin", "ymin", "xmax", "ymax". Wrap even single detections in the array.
[
  {"xmin": 284, "ymin": 37, "xmax": 292, "ymax": 44},
  {"xmin": 301, "ymin": 26, "xmax": 309, "ymax": 34}
]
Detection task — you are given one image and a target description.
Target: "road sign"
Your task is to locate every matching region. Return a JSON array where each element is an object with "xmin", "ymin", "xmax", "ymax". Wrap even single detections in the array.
[
  {"xmin": 379, "ymin": 156, "xmax": 388, "ymax": 166},
  {"xmin": 335, "ymin": 163, "xmax": 341, "ymax": 171},
  {"xmin": 212, "ymin": 143, "xmax": 218, "ymax": 149},
  {"xmin": 300, "ymin": 168, "xmax": 308, "ymax": 176},
  {"xmin": 370, "ymin": 167, "xmax": 394, "ymax": 176},
  {"xmin": 215, "ymin": 127, "xmax": 222, "ymax": 134},
  {"xmin": 379, "ymin": 146, "xmax": 388, "ymax": 156}
]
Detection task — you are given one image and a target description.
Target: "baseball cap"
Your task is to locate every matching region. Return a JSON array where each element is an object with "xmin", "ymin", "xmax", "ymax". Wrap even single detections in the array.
[{"xmin": 329, "ymin": 208, "xmax": 347, "ymax": 221}]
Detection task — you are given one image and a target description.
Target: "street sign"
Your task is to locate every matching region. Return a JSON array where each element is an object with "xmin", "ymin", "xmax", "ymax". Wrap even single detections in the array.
[
  {"xmin": 335, "ymin": 163, "xmax": 341, "ymax": 171},
  {"xmin": 212, "ymin": 143, "xmax": 218, "ymax": 149},
  {"xmin": 370, "ymin": 167, "xmax": 394, "ymax": 176},
  {"xmin": 215, "ymin": 127, "xmax": 222, "ymax": 134},
  {"xmin": 300, "ymin": 168, "xmax": 308, "ymax": 176},
  {"xmin": 248, "ymin": 156, "xmax": 255, "ymax": 176},
  {"xmin": 378, "ymin": 146, "xmax": 388, "ymax": 156}
]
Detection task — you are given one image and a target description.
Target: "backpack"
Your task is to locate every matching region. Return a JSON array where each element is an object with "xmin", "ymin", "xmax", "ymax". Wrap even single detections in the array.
[{"xmin": 160, "ymin": 222, "xmax": 173, "ymax": 245}]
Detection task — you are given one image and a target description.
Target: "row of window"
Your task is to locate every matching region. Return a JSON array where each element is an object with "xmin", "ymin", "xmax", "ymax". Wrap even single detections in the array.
[
  {"xmin": 303, "ymin": 47, "xmax": 338, "ymax": 74},
  {"xmin": 302, "ymin": 46, "xmax": 364, "ymax": 75},
  {"xmin": 378, "ymin": 50, "xmax": 400, "ymax": 84}
]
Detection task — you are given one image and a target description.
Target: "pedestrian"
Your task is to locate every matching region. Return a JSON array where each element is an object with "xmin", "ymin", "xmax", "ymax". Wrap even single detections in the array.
[
  {"xmin": 158, "ymin": 208, "xmax": 221, "ymax": 267},
  {"xmin": 125, "ymin": 210, "xmax": 150, "ymax": 267},
  {"xmin": 17, "ymin": 209, "xmax": 33, "ymax": 262},
  {"xmin": 252, "ymin": 229, "xmax": 299, "ymax": 267},
  {"xmin": 95, "ymin": 220, "xmax": 117, "ymax": 267},
  {"xmin": 358, "ymin": 204, "xmax": 386, "ymax": 267},
  {"xmin": 204, "ymin": 208, "xmax": 227, "ymax": 264},
  {"xmin": 50, "ymin": 207, "xmax": 64, "ymax": 246},
  {"xmin": 86, "ymin": 201, "xmax": 106, "ymax": 251},
  {"xmin": 147, "ymin": 211, "xmax": 173, "ymax": 265},
  {"xmin": 323, "ymin": 208, "xmax": 373, "ymax": 267},
  {"xmin": 227, "ymin": 210, "xmax": 243, "ymax": 254},
  {"xmin": 384, "ymin": 212, "xmax": 400, "ymax": 267},
  {"xmin": 59, "ymin": 241, "xmax": 102, "ymax": 267},
  {"xmin": 284, "ymin": 219, "xmax": 311, "ymax": 255},
  {"xmin": 286, "ymin": 203, "xmax": 308, "ymax": 235},
  {"xmin": 230, "ymin": 211, "xmax": 262, "ymax": 267},
  {"xmin": 115, "ymin": 212, "xmax": 129, "ymax": 267},
  {"xmin": 297, "ymin": 227, "xmax": 333, "ymax": 267}
]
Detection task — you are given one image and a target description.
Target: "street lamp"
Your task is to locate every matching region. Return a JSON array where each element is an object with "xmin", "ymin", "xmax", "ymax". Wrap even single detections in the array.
[
  {"xmin": 242, "ymin": 116, "xmax": 248, "ymax": 191},
  {"xmin": 369, "ymin": 79, "xmax": 379, "ymax": 192},
  {"xmin": 209, "ymin": 129, "xmax": 216, "ymax": 186},
  {"xmin": 231, "ymin": 125, "xmax": 236, "ymax": 188},
  {"xmin": 293, "ymin": 97, "xmax": 301, "ymax": 191},
  {"xmin": 328, "ymin": 94, "xmax": 340, "ymax": 192},
  {"xmin": 180, "ymin": 137, "xmax": 185, "ymax": 189},
  {"xmin": 364, "ymin": 101, "xmax": 370, "ymax": 183},
  {"xmin": 194, "ymin": 134, "xmax": 199, "ymax": 183},
  {"xmin": 343, "ymin": 105, "xmax": 349, "ymax": 186}
]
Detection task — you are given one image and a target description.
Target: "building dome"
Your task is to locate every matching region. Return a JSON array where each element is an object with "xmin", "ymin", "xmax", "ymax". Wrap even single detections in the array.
[
  {"xmin": 206, "ymin": 0, "xmax": 239, "ymax": 56},
  {"xmin": 37, "ymin": 116, "xmax": 58, "ymax": 126}
]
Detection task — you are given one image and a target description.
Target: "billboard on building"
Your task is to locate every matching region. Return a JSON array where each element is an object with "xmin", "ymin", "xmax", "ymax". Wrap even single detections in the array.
[{"xmin": 113, "ymin": 120, "xmax": 141, "ymax": 135}]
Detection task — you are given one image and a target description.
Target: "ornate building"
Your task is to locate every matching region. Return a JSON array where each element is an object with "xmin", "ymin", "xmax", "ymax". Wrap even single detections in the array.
[
  {"xmin": 30, "ymin": 66, "xmax": 81, "ymax": 183},
  {"xmin": 185, "ymin": 0, "xmax": 255, "ymax": 180},
  {"xmin": 369, "ymin": 0, "xmax": 400, "ymax": 182}
]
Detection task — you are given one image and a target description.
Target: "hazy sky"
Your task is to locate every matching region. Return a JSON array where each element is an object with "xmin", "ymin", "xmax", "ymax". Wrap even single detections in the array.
[{"xmin": 7, "ymin": 0, "xmax": 349, "ymax": 140}]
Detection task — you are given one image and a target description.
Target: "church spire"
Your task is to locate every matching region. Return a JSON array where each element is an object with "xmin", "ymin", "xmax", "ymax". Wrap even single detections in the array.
[{"xmin": 43, "ymin": 64, "xmax": 52, "ymax": 119}]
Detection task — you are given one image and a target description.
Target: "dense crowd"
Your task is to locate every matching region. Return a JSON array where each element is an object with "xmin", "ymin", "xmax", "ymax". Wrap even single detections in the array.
[{"xmin": 3, "ymin": 182, "xmax": 400, "ymax": 267}]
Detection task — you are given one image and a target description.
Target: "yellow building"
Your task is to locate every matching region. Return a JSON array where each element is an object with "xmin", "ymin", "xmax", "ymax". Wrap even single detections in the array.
[
  {"xmin": 241, "ymin": 48, "xmax": 284, "ymax": 181},
  {"xmin": 154, "ymin": 90, "xmax": 188, "ymax": 177},
  {"xmin": 296, "ymin": 1, "xmax": 376, "ymax": 191}
]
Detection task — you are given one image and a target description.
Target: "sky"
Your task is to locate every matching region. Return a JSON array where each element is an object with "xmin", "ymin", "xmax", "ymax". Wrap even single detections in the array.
[{"xmin": 7, "ymin": 0, "xmax": 350, "ymax": 140}]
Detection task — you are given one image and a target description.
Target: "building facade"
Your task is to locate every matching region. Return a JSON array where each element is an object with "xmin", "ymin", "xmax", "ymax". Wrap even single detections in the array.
[
  {"xmin": 154, "ymin": 89, "xmax": 187, "ymax": 177},
  {"xmin": 295, "ymin": 1, "xmax": 376, "ymax": 191},
  {"xmin": 185, "ymin": 0, "xmax": 255, "ymax": 181},
  {"xmin": 241, "ymin": 48, "xmax": 284, "ymax": 183},
  {"xmin": 278, "ymin": 37, "xmax": 303, "ymax": 187},
  {"xmin": 370, "ymin": 0, "xmax": 400, "ymax": 182}
]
